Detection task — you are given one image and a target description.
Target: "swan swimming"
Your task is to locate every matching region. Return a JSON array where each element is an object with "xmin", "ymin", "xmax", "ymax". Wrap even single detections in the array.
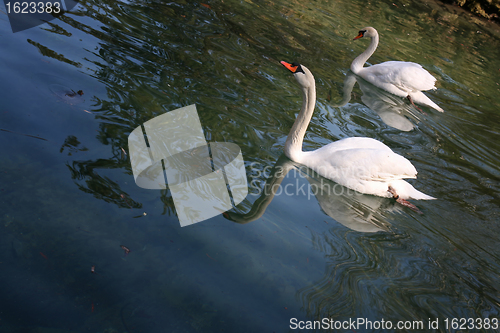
[
  {"xmin": 280, "ymin": 60, "xmax": 435, "ymax": 212},
  {"xmin": 351, "ymin": 27, "xmax": 443, "ymax": 112}
]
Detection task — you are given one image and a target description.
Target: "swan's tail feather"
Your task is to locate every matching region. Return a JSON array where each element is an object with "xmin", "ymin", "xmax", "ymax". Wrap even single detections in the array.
[
  {"xmin": 410, "ymin": 91, "xmax": 443, "ymax": 112},
  {"xmin": 428, "ymin": 101, "xmax": 444, "ymax": 113},
  {"xmin": 390, "ymin": 180, "xmax": 436, "ymax": 200}
]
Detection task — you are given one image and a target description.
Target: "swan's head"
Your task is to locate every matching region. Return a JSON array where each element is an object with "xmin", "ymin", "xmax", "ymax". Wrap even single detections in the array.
[
  {"xmin": 280, "ymin": 61, "xmax": 314, "ymax": 88},
  {"xmin": 353, "ymin": 27, "xmax": 378, "ymax": 40}
]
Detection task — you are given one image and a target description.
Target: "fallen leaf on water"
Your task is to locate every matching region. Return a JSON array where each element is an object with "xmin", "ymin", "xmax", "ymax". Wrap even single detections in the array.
[{"xmin": 120, "ymin": 245, "xmax": 131, "ymax": 255}]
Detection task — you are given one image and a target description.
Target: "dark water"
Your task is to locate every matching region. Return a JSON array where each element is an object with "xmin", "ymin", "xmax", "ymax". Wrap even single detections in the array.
[{"xmin": 1, "ymin": 0, "xmax": 500, "ymax": 332}]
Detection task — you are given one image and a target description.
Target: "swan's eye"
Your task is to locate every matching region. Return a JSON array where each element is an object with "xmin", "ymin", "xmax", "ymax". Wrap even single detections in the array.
[
  {"xmin": 354, "ymin": 30, "xmax": 366, "ymax": 40},
  {"xmin": 280, "ymin": 61, "xmax": 305, "ymax": 74},
  {"xmin": 294, "ymin": 64, "xmax": 305, "ymax": 74}
]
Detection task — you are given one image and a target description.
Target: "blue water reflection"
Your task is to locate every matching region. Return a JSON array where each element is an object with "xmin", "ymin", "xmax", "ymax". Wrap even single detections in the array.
[{"xmin": 1, "ymin": 0, "xmax": 500, "ymax": 332}]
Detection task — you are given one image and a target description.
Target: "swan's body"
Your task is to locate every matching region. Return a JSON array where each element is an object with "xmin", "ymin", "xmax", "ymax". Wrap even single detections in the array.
[
  {"xmin": 280, "ymin": 61, "xmax": 435, "ymax": 206},
  {"xmin": 351, "ymin": 27, "xmax": 443, "ymax": 112}
]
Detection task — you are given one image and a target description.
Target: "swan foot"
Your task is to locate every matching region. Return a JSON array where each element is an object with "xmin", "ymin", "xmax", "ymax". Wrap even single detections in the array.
[
  {"xmin": 406, "ymin": 95, "xmax": 427, "ymax": 115},
  {"xmin": 388, "ymin": 186, "xmax": 423, "ymax": 214}
]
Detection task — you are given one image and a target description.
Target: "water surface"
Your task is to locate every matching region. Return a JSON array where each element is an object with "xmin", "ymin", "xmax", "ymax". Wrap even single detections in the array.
[{"xmin": 1, "ymin": 0, "xmax": 500, "ymax": 332}]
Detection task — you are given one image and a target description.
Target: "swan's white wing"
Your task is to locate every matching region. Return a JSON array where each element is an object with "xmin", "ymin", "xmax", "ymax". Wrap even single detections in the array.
[
  {"xmin": 305, "ymin": 145, "xmax": 417, "ymax": 183},
  {"xmin": 360, "ymin": 61, "xmax": 437, "ymax": 93},
  {"xmin": 303, "ymin": 146, "xmax": 434, "ymax": 199},
  {"xmin": 313, "ymin": 137, "xmax": 393, "ymax": 153}
]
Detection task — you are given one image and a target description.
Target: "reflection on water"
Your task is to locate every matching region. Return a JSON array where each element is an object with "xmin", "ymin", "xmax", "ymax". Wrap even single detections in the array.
[
  {"xmin": 226, "ymin": 155, "xmax": 390, "ymax": 233},
  {"xmin": 1, "ymin": 0, "xmax": 500, "ymax": 331},
  {"xmin": 332, "ymin": 73, "xmax": 420, "ymax": 131}
]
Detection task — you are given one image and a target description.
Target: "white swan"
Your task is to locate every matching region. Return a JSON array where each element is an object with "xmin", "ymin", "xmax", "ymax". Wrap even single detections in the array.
[
  {"xmin": 280, "ymin": 61, "xmax": 435, "ymax": 212},
  {"xmin": 351, "ymin": 27, "xmax": 443, "ymax": 112}
]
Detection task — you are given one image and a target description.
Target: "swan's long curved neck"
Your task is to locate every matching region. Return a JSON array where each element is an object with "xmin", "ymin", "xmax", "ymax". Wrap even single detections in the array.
[
  {"xmin": 284, "ymin": 82, "xmax": 316, "ymax": 163},
  {"xmin": 225, "ymin": 156, "xmax": 294, "ymax": 224},
  {"xmin": 351, "ymin": 33, "xmax": 379, "ymax": 74}
]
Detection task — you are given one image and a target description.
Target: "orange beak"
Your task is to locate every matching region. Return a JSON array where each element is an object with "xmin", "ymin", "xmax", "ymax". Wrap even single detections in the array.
[
  {"xmin": 280, "ymin": 61, "xmax": 299, "ymax": 73},
  {"xmin": 353, "ymin": 32, "xmax": 364, "ymax": 40}
]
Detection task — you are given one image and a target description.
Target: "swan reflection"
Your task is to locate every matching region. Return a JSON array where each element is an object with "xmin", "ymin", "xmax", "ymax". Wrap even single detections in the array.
[
  {"xmin": 225, "ymin": 155, "xmax": 394, "ymax": 233},
  {"xmin": 333, "ymin": 73, "xmax": 420, "ymax": 132}
]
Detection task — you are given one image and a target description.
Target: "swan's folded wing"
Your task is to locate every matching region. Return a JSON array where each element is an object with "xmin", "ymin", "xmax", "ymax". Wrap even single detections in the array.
[
  {"xmin": 367, "ymin": 61, "xmax": 437, "ymax": 92},
  {"xmin": 313, "ymin": 137, "xmax": 393, "ymax": 153},
  {"xmin": 306, "ymin": 147, "xmax": 417, "ymax": 183}
]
